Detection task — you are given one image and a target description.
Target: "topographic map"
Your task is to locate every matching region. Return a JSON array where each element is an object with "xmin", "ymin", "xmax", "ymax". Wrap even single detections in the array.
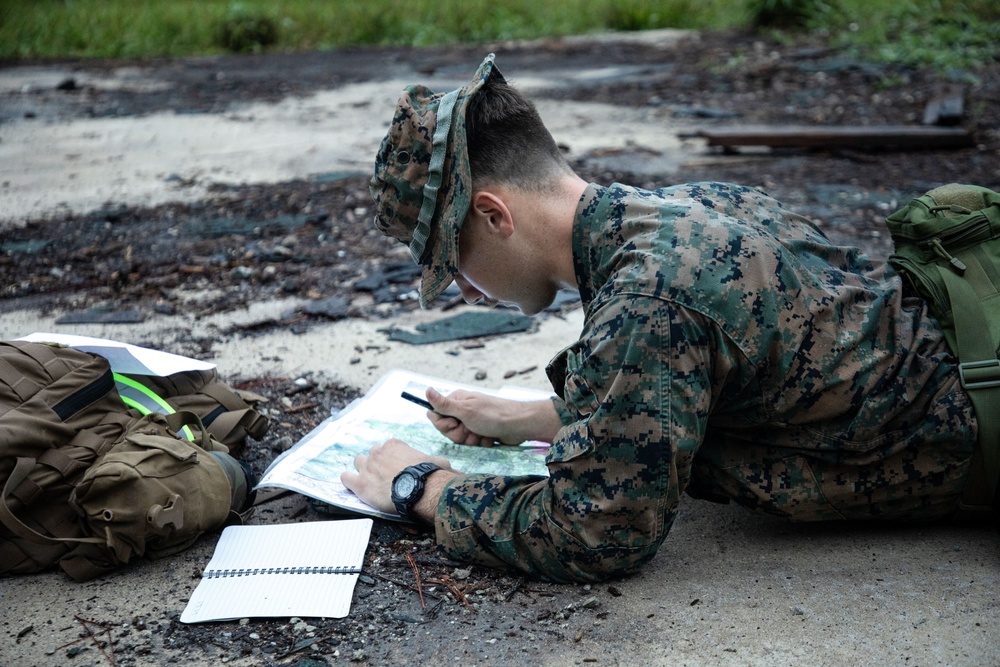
[{"xmin": 258, "ymin": 369, "xmax": 552, "ymax": 519}]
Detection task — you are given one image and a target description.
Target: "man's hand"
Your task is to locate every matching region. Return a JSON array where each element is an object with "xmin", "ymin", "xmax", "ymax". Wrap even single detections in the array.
[
  {"xmin": 341, "ymin": 438, "xmax": 455, "ymax": 517},
  {"xmin": 425, "ymin": 388, "xmax": 563, "ymax": 446}
]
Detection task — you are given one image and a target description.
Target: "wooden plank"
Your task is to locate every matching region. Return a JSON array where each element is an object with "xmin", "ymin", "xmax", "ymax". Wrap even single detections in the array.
[{"xmin": 679, "ymin": 125, "xmax": 974, "ymax": 150}]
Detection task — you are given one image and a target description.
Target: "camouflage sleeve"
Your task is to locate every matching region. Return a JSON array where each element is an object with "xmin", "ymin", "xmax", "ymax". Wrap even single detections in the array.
[
  {"xmin": 432, "ymin": 294, "xmax": 745, "ymax": 582},
  {"xmin": 550, "ymin": 396, "xmax": 575, "ymax": 426}
]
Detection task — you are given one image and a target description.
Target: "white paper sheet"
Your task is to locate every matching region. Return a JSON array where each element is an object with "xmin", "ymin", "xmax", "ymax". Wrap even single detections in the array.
[{"xmin": 17, "ymin": 332, "xmax": 214, "ymax": 376}]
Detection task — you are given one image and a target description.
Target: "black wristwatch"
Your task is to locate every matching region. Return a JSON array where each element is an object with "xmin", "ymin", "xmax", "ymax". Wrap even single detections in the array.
[{"xmin": 391, "ymin": 462, "xmax": 442, "ymax": 519}]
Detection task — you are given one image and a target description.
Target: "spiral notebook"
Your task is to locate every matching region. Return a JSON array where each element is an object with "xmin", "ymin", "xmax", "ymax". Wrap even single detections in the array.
[{"xmin": 180, "ymin": 519, "xmax": 373, "ymax": 623}]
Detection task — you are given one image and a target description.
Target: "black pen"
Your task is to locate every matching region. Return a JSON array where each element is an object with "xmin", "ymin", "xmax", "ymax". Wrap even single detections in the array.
[
  {"xmin": 401, "ymin": 390, "xmax": 462, "ymax": 423},
  {"xmin": 400, "ymin": 391, "xmax": 434, "ymax": 411}
]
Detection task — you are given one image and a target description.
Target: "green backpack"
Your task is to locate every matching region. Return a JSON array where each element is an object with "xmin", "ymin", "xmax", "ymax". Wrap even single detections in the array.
[
  {"xmin": 0, "ymin": 341, "xmax": 264, "ymax": 580},
  {"xmin": 886, "ymin": 183, "xmax": 1000, "ymax": 512}
]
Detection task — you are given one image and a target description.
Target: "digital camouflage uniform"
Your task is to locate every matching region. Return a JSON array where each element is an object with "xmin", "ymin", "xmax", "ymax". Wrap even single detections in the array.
[{"xmin": 433, "ymin": 181, "xmax": 976, "ymax": 583}]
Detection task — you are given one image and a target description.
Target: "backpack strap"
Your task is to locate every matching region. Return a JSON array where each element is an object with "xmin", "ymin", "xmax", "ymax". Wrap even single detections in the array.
[
  {"xmin": 199, "ymin": 383, "xmax": 270, "ymax": 439},
  {"xmin": 199, "ymin": 382, "xmax": 270, "ymax": 442},
  {"xmin": 12, "ymin": 340, "xmax": 78, "ymax": 380},
  {"xmin": 203, "ymin": 407, "xmax": 270, "ymax": 444},
  {"xmin": 939, "ymin": 269, "xmax": 1000, "ymax": 509},
  {"xmin": 163, "ymin": 411, "xmax": 228, "ymax": 453},
  {"xmin": 0, "ymin": 457, "xmax": 103, "ymax": 546},
  {"xmin": 0, "ymin": 354, "xmax": 39, "ymax": 407},
  {"xmin": 59, "ymin": 554, "xmax": 117, "ymax": 581}
]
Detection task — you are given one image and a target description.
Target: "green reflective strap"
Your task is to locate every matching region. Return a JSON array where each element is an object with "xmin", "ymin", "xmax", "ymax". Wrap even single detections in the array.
[
  {"xmin": 119, "ymin": 394, "xmax": 148, "ymax": 413},
  {"xmin": 112, "ymin": 373, "xmax": 194, "ymax": 441}
]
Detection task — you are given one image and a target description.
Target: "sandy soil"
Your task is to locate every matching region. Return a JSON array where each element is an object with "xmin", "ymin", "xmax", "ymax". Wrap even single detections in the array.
[{"xmin": 1, "ymin": 28, "xmax": 999, "ymax": 667}]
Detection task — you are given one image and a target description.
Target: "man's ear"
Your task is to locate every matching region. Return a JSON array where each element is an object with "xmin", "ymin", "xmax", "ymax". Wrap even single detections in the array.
[{"xmin": 469, "ymin": 191, "xmax": 514, "ymax": 237}]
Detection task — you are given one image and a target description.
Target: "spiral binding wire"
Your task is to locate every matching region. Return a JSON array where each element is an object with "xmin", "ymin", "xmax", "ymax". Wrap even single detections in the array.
[{"xmin": 204, "ymin": 566, "xmax": 363, "ymax": 578}]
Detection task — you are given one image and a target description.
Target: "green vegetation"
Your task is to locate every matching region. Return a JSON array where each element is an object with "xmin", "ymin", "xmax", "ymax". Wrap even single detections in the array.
[
  {"xmin": 744, "ymin": 0, "xmax": 1000, "ymax": 72},
  {"xmin": 0, "ymin": 0, "xmax": 997, "ymax": 72},
  {"xmin": 748, "ymin": 0, "xmax": 833, "ymax": 29},
  {"xmin": 830, "ymin": 0, "xmax": 1000, "ymax": 72},
  {"xmin": 0, "ymin": 0, "xmax": 744, "ymax": 59}
]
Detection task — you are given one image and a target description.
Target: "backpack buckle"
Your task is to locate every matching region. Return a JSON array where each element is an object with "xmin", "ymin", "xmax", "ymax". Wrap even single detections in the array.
[
  {"xmin": 958, "ymin": 359, "xmax": 1000, "ymax": 390},
  {"xmin": 147, "ymin": 493, "xmax": 185, "ymax": 530}
]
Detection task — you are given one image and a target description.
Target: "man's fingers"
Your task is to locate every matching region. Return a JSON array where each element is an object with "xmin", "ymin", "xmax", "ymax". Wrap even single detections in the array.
[
  {"xmin": 426, "ymin": 401, "xmax": 500, "ymax": 447},
  {"xmin": 433, "ymin": 417, "xmax": 470, "ymax": 444},
  {"xmin": 371, "ymin": 438, "xmax": 408, "ymax": 460},
  {"xmin": 428, "ymin": 412, "xmax": 460, "ymax": 431},
  {"xmin": 459, "ymin": 432, "xmax": 495, "ymax": 447},
  {"xmin": 439, "ymin": 417, "xmax": 462, "ymax": 432},
  {"xmin": 426, "ymin": 387, "xmax": 454, "ymax": 416}
]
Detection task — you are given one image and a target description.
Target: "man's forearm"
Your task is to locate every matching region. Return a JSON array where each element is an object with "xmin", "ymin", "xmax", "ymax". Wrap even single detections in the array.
[
  {"xmin": 428, "ymin": 392, "xmax": 566, "ymax": 445},
  {"xmin": 413, "ymin": 469, "xmax": 460, "ymax": 522},
  {"xmin": 513, "ymin": 398, "xmax": 565, "ymax": 443}
]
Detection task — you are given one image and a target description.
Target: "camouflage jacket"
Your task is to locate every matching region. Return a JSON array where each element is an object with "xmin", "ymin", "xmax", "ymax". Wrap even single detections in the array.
[{"xmin": 433, "ymin": 182, "xmax": 976, "ymax": 582}]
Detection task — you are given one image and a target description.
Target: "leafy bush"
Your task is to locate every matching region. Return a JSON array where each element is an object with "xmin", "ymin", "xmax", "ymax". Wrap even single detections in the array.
[
  {"xmin": 214, "ymin": 4, "xmax": 279, "ymax": 53},
  {"xmin": 749, "ymin": 0, "xmax": 832, "ymax": 29},
  {"xmin": 834, "ymin": 0, "xmax": 1000, "ymax": 73},
  {"xmin": 605, "ymin": 3, "xmax": 661, "ymax": 31}
]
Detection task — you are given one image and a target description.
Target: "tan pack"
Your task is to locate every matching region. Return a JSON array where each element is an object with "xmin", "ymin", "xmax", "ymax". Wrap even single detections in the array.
[{"xmin": 0, "ymin": 341, "xmax": 256, "ymax": 581}]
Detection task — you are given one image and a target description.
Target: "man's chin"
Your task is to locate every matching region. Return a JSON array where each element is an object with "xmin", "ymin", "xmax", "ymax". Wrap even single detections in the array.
[
  {"xmin": 489, "ymin": 300, "xmax": 535, "ymax": 315},
  {"xmin": 514, "ymin": 298, "xmax": 552, "ymax": 317},
  {"xmin": 486, "ymin": 293, "xmax": 552, "ymax": 316}
]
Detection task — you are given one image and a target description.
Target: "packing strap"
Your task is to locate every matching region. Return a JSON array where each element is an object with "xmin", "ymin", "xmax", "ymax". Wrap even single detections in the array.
[
  {"xmin": 0, "ymin": 457, "xmax": 103, "ymax": 546},
  {"xmin": 940, "ymin": 268, "xmax": 1000, "ymax": 510},
  {"xmin": 198, "ymin": 382, "xmax": 270, "ymax": 441}
]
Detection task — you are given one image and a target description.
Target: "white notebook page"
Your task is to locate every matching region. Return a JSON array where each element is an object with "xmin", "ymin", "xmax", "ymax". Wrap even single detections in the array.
[{"xmin": 181, "ymin": 519, "xmax": 372, "ymax": 623}]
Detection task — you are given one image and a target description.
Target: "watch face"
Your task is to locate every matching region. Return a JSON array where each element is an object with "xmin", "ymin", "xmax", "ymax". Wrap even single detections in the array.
[{"xmin": 393, "ymin": 473, "xmax": 417, "ymax": 498}]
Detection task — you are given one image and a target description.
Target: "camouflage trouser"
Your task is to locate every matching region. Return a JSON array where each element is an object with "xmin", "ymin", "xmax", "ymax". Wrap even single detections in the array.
[{"xmin": 690, "ymin": 426, "xmax": 976, "ymax": 523}]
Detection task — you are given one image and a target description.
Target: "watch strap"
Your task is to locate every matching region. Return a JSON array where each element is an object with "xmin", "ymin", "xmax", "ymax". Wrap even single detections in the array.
[{"xmin": 391, "ymin": 462, "xmax": 442, "ymax": 518}]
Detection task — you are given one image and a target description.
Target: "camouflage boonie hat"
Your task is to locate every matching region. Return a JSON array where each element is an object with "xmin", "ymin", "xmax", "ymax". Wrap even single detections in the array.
[{"xmin": 370, "ymin": 54, "xmax": 501, "ymax": 307}]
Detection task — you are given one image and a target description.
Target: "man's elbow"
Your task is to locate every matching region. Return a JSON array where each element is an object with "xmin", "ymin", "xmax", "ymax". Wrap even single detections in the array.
[
  {"xmin": 543, "ymin": 539, "xmax": 661, "ymax": 583},
  {"xmin": 537, "ymin": 505, "xmax": 671, "ymax": 582},
  {"xmin": 496, "ymin": 521, "xmax": 665, "ymax": 583}
]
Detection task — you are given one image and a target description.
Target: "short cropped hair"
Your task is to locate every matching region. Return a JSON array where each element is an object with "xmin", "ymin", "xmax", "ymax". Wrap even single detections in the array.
[{"xmin": 465, "ymin": 78, "xmax": 572, "ymax": 192}]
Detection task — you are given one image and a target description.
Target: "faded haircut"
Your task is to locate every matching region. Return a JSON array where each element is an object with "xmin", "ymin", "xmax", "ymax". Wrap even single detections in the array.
[{"xmin": 465, "ymin": 77, "xmax": 572, "ymax": 192}]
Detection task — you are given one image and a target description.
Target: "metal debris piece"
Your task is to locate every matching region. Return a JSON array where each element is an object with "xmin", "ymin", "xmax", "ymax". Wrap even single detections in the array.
[
  {"xmin": 671, "ymin": 105, "xmax": 741, "ymax": 119},
  {"xmin": 383, "ymin": 311, "xmax": 532, "ymax": 345},
  {"xmin": 922, "ymin": 90, "xmax": 965, "ymax": 126},
  {"xmin": 56, "ymin": 308, "xmax": 145, "ymax": 324},
  {"xmin": 1, "ymin": 239, "xmax": 50, "ymax": 255},
  {"xmin": 301, "ymin": 296, "xmax": 350, "ymax": 320}
]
